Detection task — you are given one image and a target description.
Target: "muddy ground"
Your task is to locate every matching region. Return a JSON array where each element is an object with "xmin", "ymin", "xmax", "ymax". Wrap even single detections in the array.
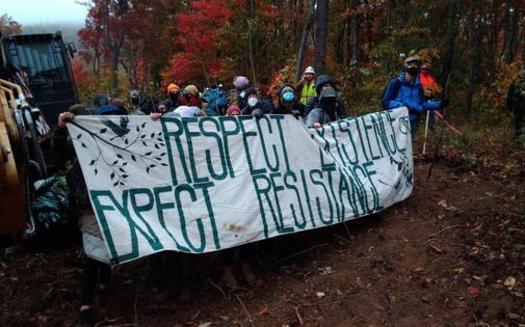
[{"xmin": 1, "ymin": 160, "xmax": 524, "ymax": 327}]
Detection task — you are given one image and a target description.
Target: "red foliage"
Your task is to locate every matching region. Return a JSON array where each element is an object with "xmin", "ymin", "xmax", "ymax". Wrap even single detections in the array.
[
  {"xmin": 163, "ymin": 0, "xmax": 233, "ymax": 83},
  {"xmin": 71, "ymin": 59, "xmax": 95, "ymax": 89}
]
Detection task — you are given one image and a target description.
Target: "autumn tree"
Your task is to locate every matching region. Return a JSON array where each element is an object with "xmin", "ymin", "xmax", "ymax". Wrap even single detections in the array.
[
  {"xmin": 162, "ymin": 0, "xmax": 233, "ymax": 86},
  {"xmin": 0, "ymin": 14, "xmax": 22, "ymax": 37}
]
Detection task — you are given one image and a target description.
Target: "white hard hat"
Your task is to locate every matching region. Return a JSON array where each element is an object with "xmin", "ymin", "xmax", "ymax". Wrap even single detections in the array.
[{"xmin": 304, "ymin": 66, "xmax": 315, "ymax": 75}]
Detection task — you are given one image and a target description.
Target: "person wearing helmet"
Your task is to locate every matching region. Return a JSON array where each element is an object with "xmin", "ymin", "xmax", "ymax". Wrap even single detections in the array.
[
  {"xmin": 273, "ymin": 83, "xmax": 305, "ymax": 118},
  {"xmin": 177, "ymin": 84, "xmax": 203, "ymax": 108},
  {"xmin": 295, "ymin": 66, "xmax": 317, "ymax": 105},
  {"xmin": 381, "ymin": 56, "xmax": 442, "ymax": 138},
  {"xmin": 304, "ymin": 75, "xmax": 346, "ymax": 128}
]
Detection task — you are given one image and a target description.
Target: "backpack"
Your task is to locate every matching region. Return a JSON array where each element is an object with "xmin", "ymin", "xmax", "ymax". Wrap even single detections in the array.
[
  {"xmin": 381, "ymin": 77, "xmax": 401, "ymax": 99},
  {"xmin": 203, "ymin": 87, "xmax": 227, "ymax": 115},
  {"xmin": 381, "ymin": 77, "xmax": 401, "ymax": 109}
]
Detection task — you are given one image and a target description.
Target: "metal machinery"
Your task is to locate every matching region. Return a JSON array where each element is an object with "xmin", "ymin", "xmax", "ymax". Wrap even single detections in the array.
[{"xmin": 0, "ymin": 31, "xmax": 78, "ymax": 238}]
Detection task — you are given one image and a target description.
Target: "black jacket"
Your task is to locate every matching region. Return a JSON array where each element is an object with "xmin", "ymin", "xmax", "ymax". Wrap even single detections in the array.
[
  {"xmin": 304, "ymin": 75, "xmax": 346, "ymax": 121},
  {"xmin": 273, "ymin": 83, "xmax": 305, "ymax": 116}
]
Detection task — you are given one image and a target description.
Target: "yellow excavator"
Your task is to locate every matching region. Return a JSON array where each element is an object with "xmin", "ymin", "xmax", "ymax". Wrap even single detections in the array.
[{"xmin": 0, "ymin": 31, "xmax": 78, "ymax": 241}]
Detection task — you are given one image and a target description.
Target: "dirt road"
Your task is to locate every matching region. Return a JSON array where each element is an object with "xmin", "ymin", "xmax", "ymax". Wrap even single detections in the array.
[{"xmin": 1, "ymin": 161, "xmax": 524, "ymax": 326}]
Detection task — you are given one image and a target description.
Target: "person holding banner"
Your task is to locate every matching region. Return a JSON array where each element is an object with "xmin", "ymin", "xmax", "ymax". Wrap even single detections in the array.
[
  {"xmin": 54, "ymin": 104, "xmax": 165, "ymax": 326},
  {"xmin": 273, "ymin": 83, "xmax": 305, "ymax": 118},
  {"xmin": 231, "ymin": 75, "xmax": 251, "ymax": 108},
  {"xmin": 177, "ymin": 84, "xmax": 203, "ymax": 108},
  {"xmin": 304, "ymin": 75, "xmax": 346, "ymax": 128},
  {"xmin": 239, "ymin": 86, "xmax": 274, "ymax": 118},
  {"xmin": 53, "ymin": 106, "xmax": 112, "ymax": 327},
  {"xmin": 381, "ymin": 56, "xmax": 442, "ymax": 138}
]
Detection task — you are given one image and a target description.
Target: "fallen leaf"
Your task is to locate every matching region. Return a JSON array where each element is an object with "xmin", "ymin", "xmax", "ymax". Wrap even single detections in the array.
[
  {"xmin": 257, "ymin": 306, "xmax": 269, "ymax": 315},
  {"xmin": 318, "ymin": 266, "xmax": 334, "ymax": 275},
  {"xmin": 467, "ymin": 286, "xmax": 480, "ymax": 296},
  {"xmin": 197, "ymin": 322, "xmax": 212, "ymax": 327},
  {"xmin": 504, "ymin": 276, "xmax": 516, "ymax": 289},
  {"xmin": 508, "ymin": 313, "xmax": 521, "ymax": 320},
  {"xmin": 316, "ymin": 291, "xmax": 326, "ymax": 298}
]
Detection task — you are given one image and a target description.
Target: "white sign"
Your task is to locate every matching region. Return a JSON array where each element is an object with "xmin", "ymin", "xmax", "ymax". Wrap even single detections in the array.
[{"xmin": 68, "ymin": 108, "xmax": 413, "ymax": 264}]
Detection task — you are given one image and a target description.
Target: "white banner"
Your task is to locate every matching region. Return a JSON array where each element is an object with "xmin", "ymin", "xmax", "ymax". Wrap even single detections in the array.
[{"xmin": 67, "ymin": 108, "xmax": 413, "ymax": 264}]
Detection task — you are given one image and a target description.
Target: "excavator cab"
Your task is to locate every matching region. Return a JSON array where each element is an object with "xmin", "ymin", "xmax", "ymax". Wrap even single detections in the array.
[{"xmin": 0, "ymin": 31, "xmax": 78, "ymax": 239}]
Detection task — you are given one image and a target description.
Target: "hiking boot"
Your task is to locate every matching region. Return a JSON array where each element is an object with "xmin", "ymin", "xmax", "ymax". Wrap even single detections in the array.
[
  {"xmin": 241, "ymin": 262, "xmax": 256, "ymax": 285},
  {"xmin": 221, "ymin": 265, "xmax": 239, "ymax": 289}
]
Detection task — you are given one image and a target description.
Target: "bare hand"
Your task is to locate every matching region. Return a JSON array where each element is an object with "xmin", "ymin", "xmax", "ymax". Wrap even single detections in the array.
[
  {"xmin": 150, "ymin": 112, "xmax": 162, "ymax": 121},
  {"xmin": 58, "ymin": 112, "xmax": 75, "ymax": 128}
]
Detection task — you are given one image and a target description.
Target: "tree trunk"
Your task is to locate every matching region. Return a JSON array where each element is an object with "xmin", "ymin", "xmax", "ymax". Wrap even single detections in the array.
[
  {"xmin": 246, "ymin": 0, "xmax": 257, "ymax": 85},
  {"xmin": 503, "ymin": 4, "xmax": 520, "ymax": 63},
  {"xmin": 350, "ymin": 0, "xmax": 359, "ymax": 65},
  {"xmin": 102, "ymin": 0, "xmax": 111, "ymax": 65},
  {"xmin": 501, "ymin": 1, "xmax": 511, "ymax": 59},
  {"xmin": 440, "ymin": 0, "xmax": 458, "ymax": 87},
  {"xmin": 295, "ymin": 0, "xmax": 316, "ymax": 82},
  {"xmin": 314, "ymin": 0, "xmax": 329, "ymax": 74},
  {"xmin": 466, "ymin": 0, "xmax": 480, "ymax": 116},
  {"xmin": 110, "ymin": 47, "xmax": 120, "ymax": 94}
]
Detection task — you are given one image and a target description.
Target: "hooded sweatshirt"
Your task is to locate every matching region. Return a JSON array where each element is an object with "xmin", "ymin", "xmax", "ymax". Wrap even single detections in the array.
[{"xmin": 273, "ymin": 83, "xmax": 305, "ymax": 115}]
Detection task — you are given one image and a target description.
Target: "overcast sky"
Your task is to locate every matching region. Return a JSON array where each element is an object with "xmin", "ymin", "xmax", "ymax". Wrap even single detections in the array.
[{"xmin": 3, "ymin": 0, "xmax": 88, "ymax": 25}]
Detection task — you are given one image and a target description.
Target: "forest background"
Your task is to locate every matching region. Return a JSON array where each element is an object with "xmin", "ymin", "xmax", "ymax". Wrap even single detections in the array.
[{"xmin": 2, "ymin": 0, "xmax": 525, "ymax": 168}]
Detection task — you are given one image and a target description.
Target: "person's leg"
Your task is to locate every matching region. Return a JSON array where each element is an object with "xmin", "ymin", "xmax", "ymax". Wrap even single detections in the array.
[
  {"xmin": 220, "ymin": 248, "xmax": 239, "ymax": 288},
  {"xmin": 164, "ymin": 252, "xmax": 181, "ymax": 296},
  {"xmin": 77, "ymin": 258, "xmax": 99, "ymax": 326},
  {"xmin": 178, "ymin": 253, "xmax": 197, "ymax": 302},
  {"xmin": 98, "ymin": 263, "xmax": 111, "ymax": 291},
  {"xmin": 410, "ymin": 116, "xmax": 420, "ymax": 140},
  {"xmin": 80, "ymin": 258, "xmax": 99, "ymax": 307},
  {"xmin": 146, "ymin": 254, "xmax": 164, "ymax": 287},
  {"xmin": 239, "ymin": 243, "xmax": 257, "ymax": 285}
]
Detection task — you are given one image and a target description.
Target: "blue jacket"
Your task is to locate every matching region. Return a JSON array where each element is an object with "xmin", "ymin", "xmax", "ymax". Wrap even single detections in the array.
[{"xmin": 382, "ymin": 73, "xmax": 441, "ymax": 120}]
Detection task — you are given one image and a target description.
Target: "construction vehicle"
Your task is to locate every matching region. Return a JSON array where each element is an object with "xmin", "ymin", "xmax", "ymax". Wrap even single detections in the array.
[{"xmin": 0, "ymin": 31, "xmax": 78, "ymax": 239}]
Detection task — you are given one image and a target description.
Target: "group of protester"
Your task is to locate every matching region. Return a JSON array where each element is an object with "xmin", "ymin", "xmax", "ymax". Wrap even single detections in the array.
[
  {"xmin": 125, "ymin": 67, "xmax": 347, "ymax": 129},
  {"xmin": 53, "ymin": 58, "xmax": 449, "ymax": 327}
]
